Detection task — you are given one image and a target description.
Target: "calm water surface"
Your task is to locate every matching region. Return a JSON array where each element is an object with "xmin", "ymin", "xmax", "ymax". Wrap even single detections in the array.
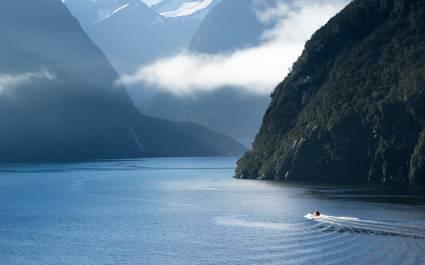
[{"xmin": 0, "ymin": 157, "xmax": 424, "ymax": 265}]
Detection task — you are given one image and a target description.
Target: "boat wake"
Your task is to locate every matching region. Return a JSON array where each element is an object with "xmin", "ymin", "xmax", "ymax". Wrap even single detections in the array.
[
  {"xmin": 305, "ymin": 213, "xmax": 425, "ymax": 239},
  {"xmin": 214, "ymin": 217, "xmax": 296, "ymax": 230}
]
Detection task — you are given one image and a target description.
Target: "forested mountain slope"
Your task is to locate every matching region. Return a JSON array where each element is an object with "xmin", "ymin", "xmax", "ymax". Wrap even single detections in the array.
[{"xmin": 237, "ymin": 0, "xmax": 425, "ymax": 184}]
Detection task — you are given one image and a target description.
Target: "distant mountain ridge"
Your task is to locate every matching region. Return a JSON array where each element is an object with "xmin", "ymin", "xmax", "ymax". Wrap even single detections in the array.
[
  {"xmin": 236, "ymin": 0, "xmax": 425, "ymax": 184},
  {"xmin": 141, "ymin": 0, "xmax": 272, "ymax": 146},
  {"xmin": 0, "ymin": 0, "xmax": 245, "ymax": 162},
  {"xmin": 140, "ymin": 89, "xmax": 270, "ymax": 147}
]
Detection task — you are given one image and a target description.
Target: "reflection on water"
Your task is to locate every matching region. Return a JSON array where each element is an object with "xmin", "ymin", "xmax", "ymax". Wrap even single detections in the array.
[
  {"xmin": 304, "ymin": 185, "xmax": 425, "ymax": 205},
  {"xmin": 0, "ymin": 157, "xmax": 424, "ymax": 265}
]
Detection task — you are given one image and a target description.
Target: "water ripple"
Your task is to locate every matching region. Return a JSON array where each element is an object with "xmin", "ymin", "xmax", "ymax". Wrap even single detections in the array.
[{"xmin": 214, "ymin": 215, "xmax": 425, "ymax": 265}]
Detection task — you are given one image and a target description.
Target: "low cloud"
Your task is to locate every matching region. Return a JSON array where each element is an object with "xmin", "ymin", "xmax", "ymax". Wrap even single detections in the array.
[
  {"xmin": 254, "ymin": 0, "xmax": 291, "ymax": 24},
  {"xmin": 119, "ymin": 0, "xmax": 348, "ymax": 95},
  {"xmin": 0, "ymin": 69, "xmax": 55, "ymax": 94}
]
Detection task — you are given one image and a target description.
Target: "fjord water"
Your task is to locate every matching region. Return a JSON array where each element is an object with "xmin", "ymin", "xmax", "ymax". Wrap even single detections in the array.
[{"xmin": 1, "ymin": 157, "xmax": 424, "ymax": 265}]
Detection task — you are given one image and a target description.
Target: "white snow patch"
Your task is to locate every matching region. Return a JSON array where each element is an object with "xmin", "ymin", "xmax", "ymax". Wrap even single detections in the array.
[
  {"xmin": 160, "ymin": 0, "xmax": 213, "ymax": 17},
  {"xmin": 96, "ymin": 3, "xmax": 130, "ymax": 23}
]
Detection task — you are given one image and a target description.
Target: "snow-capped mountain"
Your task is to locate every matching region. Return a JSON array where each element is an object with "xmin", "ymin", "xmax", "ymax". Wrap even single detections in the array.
[
  {"xmin": 64, "ymin": 0, "xmax": 197, "ymax": 75},
  {"xmin": 64, "ymin": 0, "xmax": 218, "ymax": 112},
  {"xmin": 64, "ymin": 0, "xmax": 157, "ymax": 25}
]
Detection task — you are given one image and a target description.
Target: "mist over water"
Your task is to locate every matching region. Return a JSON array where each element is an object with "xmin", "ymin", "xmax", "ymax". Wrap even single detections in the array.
[{"xmin": 0, "ymin": 157, "xmax": 424, "ymax": 265}]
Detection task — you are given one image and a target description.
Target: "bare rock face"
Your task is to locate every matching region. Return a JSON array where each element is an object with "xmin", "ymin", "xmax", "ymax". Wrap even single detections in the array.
[{"xmin": 236, "ymin": 0, "xmax": 425, "ymax": 184}]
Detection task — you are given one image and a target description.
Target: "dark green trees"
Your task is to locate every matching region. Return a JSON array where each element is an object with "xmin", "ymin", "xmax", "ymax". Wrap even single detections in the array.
[{"xmin": 237, "ymin": 0, "xmax": 425, "ymax": 184}]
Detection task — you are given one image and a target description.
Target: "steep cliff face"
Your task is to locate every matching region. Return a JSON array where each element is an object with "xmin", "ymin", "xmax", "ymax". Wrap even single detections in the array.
[
  {"xmin": 236, "ymin": 0, "xmax": 425, "ymax": 184},
  {"xmin": 0, "ymin": 0, "xmax": 245, "ymax": 162},
  {"xmin": 189, "ymin": 0, "xmax": 266, "ymax": 54}
]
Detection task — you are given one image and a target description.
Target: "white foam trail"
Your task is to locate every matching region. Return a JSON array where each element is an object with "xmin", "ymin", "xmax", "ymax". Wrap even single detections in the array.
[
  {"xmin": 305, "ymin": 214, "xmax": 362, "ymax": 222},
  {"xmin": 305, "ymin": 213, "xmax": 425, "ymax": 239}
]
